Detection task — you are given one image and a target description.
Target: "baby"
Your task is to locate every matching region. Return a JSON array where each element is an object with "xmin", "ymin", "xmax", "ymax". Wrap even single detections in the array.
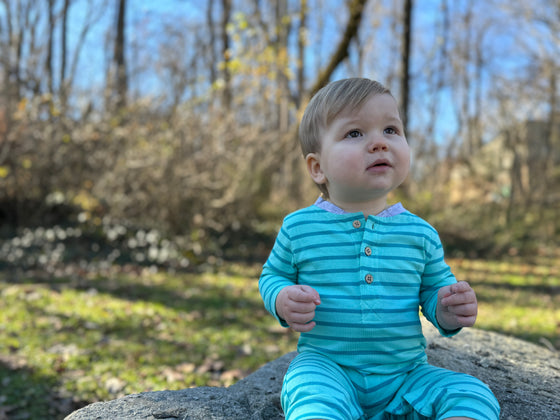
[{"xmin": 259, "ymin": 78, "xmax": 500, "ymax": 420}]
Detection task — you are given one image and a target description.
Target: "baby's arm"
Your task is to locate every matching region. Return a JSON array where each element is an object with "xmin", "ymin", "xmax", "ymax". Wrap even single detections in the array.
[
  {"xmin": 276, "ymin": 285, "xmax": 321, "ymax": 332},
  {"xmin": 436, "ymin": 281, "xmax": 478, "ymax": 331}
]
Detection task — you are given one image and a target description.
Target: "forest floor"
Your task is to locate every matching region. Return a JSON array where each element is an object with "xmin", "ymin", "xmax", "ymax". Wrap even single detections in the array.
[{"xmin": 0, "ymin": 226, "xmax": 558, "ymax": 420}]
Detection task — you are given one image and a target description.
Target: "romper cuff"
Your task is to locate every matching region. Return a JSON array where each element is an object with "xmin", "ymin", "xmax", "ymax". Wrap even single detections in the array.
[
  {"xmin": 437, "ymin": 324, "xmax": 462, "ymax": 337},
  {"xmin": 433, "ymin": 307, "xmax": 462, "ymax": 337}
]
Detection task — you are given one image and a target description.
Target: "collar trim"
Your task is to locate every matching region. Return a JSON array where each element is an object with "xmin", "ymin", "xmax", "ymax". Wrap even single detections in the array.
[{"xmin": 313, "ymin": 196, "xmax": 406, "ymax": 218}]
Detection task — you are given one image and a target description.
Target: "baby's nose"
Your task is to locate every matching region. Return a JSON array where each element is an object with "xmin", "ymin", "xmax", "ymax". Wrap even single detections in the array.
[{"xmin": 367, "ymin": 136, "xmax": 389, "ymax": 152}]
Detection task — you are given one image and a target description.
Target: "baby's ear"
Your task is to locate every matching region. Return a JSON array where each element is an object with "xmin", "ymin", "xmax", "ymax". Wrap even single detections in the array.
[{"xmin": 306, "ymin": 153, "xmax": 327, "ymax": 185}]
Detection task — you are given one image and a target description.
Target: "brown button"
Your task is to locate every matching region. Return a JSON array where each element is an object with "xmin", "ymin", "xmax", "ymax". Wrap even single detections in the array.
[
  {"xmin": 364, "ymin": 246, "xmax": 372, "ymax": 256},
  {"xmin": 365, "ymin": 274, "xmax": 374, "ymax": 284},
  {"xmin": 352, "ymin": 220, "xmax": 362, "ymax": 228}
]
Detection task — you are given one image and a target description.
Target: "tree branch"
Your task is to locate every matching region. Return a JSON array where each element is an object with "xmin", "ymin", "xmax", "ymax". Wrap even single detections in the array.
[{"xmin": 307, "ymin": 0, "xmax": 369, "ymax": 99}]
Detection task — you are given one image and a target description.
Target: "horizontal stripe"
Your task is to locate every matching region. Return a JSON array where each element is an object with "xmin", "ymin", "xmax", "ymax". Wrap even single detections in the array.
[
  {"xmin": 291, "ymin": 229, "xmax": 363, "ymax": 241},
  {"xmin": 299, "ymin": 342, "xmax": 420, "ymax": 356},
  {"xmin": 287, "ymin": 215, "xmax": 363, "ymax": 228},
  {"xmin": 299, "ymin": 267, "xmax": 420, "ymax": 275},
  {"xmin": 365, "ymin": 242, "xmax": 424, "ymax": 251},
  {"xmin": 293, "ymin": 241, "xmax": 360, "ymax": 254},
  {"xmin": 315, "ymin": 306, "xmax": 418, "ymax": 314},
  {"xmin": 298, "ymin": 254, "xmax": 425, "ymax": 265},
  {"xmin": 314, "ymin": 320, "xmax": 420, "ymax": 328},
  {"xmin": 318, "ymin": 293, "xmax": 419, "ymax": 301},
  {"xmin": 303, "ymin": 333, "xmax": 425, "ymax": 343}
]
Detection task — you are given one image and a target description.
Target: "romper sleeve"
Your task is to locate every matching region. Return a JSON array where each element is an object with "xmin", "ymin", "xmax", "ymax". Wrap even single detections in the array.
[
  {"xmin": 419, "ymin": 231, "xmax": 461, "ymax": 337},
  {"xmin": 258, "ymin": 222, "xmax": 298, "ymax": 327}
]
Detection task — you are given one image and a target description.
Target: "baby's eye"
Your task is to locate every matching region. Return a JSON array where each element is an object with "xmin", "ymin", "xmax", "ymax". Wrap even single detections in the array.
[
  {"xmin": 344, "ymin": 130, "xmax": 362, "ymax": 139},
  {"xmin": 384, "ymin": 127, "xmax": 397, "ymax": 135}
]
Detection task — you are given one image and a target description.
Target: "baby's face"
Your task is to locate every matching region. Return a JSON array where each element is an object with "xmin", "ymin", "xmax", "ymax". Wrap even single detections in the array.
[{"xmin": 308, "ymin": 93, "xmax": 410, "ymax": 205}]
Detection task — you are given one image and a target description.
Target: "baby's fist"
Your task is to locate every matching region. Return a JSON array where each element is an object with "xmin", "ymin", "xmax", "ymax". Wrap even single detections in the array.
[
  {"xmin": 276, "ymin": 285, "xmax": 321, "ymax": 332},
  {"xmin": 437, "ymin": 281, "xmax": 478, "ymax": 330}
]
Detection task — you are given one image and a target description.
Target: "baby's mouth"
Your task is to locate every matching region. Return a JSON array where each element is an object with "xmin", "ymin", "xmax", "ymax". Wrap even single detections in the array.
[{"xmin": 367, "ymin": 159, "xmax": 391, "ymax": 170}]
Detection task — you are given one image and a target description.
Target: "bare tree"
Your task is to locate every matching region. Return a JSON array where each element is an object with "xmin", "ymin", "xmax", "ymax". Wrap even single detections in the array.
[
  {"xmin": 307, "ymin": 0, "xmax": 369, "ymax": 99},
  {"xmin": 400, "ymin": 0, "xmax": 413, "ymax": 134},
  {"xmin": 274, "ymin": 0, "xmax": 290, "ymax": 131},
  {"xmin": 59, "ymin": 0, "xmax": 70, "ymax": 107},
  {"xmin": 221, "ymin": 0, "xmax": 232, "ymax": 110},
  {"xmin": 206, "ymin": 0, "xmax": 218, "ymax": 88},
  {"xmin": 113, "ymin": 0, "xmax": 127, "ymax": 110},
  {"xmin": 417, "ymin": 0, "xmax": 449, "ymax": 175},
  {"xmin": 296, "ymin": 0, "xmax": 308, "ymax": 108},
  {"xmin": 46, "ymin": 0, "xmax": 55, "ymax": 95},
  {"xmin": 66, "ymin": 0, "xmax": 107, "ymax": 109}
]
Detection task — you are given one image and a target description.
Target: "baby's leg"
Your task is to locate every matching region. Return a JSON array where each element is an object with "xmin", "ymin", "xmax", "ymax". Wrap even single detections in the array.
[
  {"xmin": 386, "ymin": 364, "xmax": 500, "ymax": 420},
  {"xmin": 281, "ymin": 352, "xmax": 365, "ymax": 420}
]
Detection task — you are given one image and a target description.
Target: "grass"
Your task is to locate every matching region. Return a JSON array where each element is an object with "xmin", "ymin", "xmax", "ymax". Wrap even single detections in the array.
[
  {"xmin": 449, "ymin": 256, "xmax": 560, "ymax": 349},
  {"xmin": 0, "ymin": 256, "xmax": 558, "ymax": 419}
]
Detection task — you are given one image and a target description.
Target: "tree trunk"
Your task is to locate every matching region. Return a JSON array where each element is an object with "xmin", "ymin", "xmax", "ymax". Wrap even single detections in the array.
[
  {"xmin": 221, "ymin": 0, "xmax": 232, "ymax": 110},
  {"xmin": 46, "ymin": 0, "xmax": 55, "ymax": 95},
  {"xmin": 206, "ymin": 0, "xmax": 217, "ymax": 88},
  {"xmin": 114, "ymin": 0, "xmax": 127, "ymax": 110},
  {"xmin": 400, "ymin": 0, "xmax": 413, "ymax": 135},
  {"xmin": 60, "ymin": 0, "xmax": 70, "ymax": 103},
  {"xmin": 296, "ymin": 0, "xmax": 307, "ymax": 108},
  {"xmin": 275, "ymin": 0, "xmax": 289, "ymax": 131}
]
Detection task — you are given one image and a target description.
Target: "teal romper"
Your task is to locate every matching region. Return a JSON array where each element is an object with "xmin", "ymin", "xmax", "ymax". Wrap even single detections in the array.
[{"xmin": 259, "ymin": 199, "xmax": 500, "ymax": 420}]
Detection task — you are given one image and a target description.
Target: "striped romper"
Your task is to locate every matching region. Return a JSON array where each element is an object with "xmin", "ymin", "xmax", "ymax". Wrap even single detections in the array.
[{"xmin": 259, "ymin": 199, "xmax": 500, "ymax": 420}]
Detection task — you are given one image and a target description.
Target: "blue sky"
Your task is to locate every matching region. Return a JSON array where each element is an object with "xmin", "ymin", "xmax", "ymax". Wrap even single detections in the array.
[{"xmin": 2, "ymin": 0, "xmax": 555, "ymax": 146}]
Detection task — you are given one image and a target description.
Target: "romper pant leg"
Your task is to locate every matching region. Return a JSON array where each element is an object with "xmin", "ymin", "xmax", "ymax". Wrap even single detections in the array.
[
  {"xmin": 281, "ymin": 352, "xmax": 365, "ymax": 420},
  {"xmin": 383, "ymin": 364, "xmax": 500, "ymax": 420}
]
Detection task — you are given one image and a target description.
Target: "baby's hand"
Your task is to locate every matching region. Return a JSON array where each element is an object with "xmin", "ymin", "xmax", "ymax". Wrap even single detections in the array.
[
  {"xmin": 276, "ymin": 285, "xmax": 321, "ymax": 332},
  {"xmin": 437, "ymin": 281, "xmax": 478, "ymax": 330}
]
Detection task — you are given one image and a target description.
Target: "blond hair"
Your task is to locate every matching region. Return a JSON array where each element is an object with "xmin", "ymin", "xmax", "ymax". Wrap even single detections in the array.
[{"xmin": 299, "ymin": 78, "xmax": 393, "ymax": 197}]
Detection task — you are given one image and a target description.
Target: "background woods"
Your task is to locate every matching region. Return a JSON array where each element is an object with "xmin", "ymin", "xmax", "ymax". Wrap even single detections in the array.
[
  {"xmin": 0, "ymin": 1, "xmax": 559, "ymax": 418},
  {"xmin": 1, "ymin": 0, "xmax": 558, "ymax": 260}
]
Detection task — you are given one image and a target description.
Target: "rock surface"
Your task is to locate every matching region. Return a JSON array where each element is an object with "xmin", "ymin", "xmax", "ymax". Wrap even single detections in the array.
[{"xmin": 66, "ymin": 323, "xmax": 559, "ymax": 420}]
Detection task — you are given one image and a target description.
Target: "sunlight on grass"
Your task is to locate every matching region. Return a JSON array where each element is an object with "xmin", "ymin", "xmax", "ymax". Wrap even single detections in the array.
[
  {"xmin": 478, "ymin": 305, "xmax": 559, "ymax": 343},
  {"xmin": 1, "ymin": 258, "xmax": 558, "ymax": 419},
  {"xmin": 0, "ymin": 264, "xmax": 299, "ymax": 417},
  {"xmin": 448, "ymin": 257, "xmax": 560, "ymax": 349}
]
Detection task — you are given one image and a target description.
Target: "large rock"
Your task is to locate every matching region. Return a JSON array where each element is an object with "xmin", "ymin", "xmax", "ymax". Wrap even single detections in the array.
[{"xmin": 66, "ymin": 323, "xmax": 559, "ymax": 420}]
